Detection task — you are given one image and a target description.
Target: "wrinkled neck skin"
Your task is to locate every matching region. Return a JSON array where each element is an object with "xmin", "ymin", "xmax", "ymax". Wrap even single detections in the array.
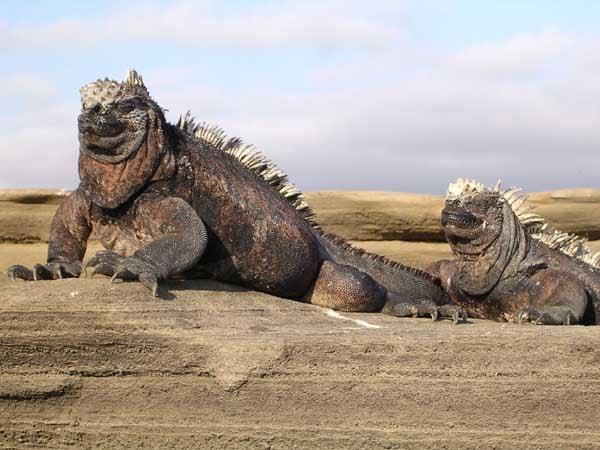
[
  {"xmin": 452, "ymin": 204, "xmax": 529, "ymax": 297},
  {"xmin": 78, "ymin": 110, "xmax": 176, "ymax": 209}
]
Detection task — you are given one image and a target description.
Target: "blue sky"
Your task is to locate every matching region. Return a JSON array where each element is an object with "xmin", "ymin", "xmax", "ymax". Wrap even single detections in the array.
[{"xmin": 1, "ymin": 1, "xmax": 599, "ymax": 193}]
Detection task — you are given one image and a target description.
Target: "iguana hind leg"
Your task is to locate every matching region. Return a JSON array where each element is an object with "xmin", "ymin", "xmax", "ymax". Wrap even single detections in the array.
[
  {"xmin": 307, "ymin": 261, "xmax": 467, "ymax": 323},
  {"xmin": 307, "ymin": 261, "xmax": 387, "ymax": 312}
]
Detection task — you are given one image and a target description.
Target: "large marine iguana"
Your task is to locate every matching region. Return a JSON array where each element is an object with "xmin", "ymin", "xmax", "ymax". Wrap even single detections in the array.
[
  {"xmin": 7, "ymin": 69, "xmax": 464, "ymax": 322},
  {"xmin": 428, "ymin": 178, "xmax": 600, "ymax": 325}
]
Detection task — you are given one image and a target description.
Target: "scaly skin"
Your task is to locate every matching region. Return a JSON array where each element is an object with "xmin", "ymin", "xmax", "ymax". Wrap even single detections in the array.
[
  {"xmin": 8, "ymin": 70, "xmax": 464, "ymax": 323},
  {"xmin": 428, "ymin": 179, "xmax": 600, "ymax": 325}
]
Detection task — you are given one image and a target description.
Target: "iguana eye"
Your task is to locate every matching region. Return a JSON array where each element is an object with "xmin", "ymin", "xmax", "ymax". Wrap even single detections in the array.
[
  {"xmin": 88, "ymin": 103, "xmax": 102, "ymax": 113},
  {"xmin": 118, "ymin": 100, "xmax": 137, "ymax": 114}
]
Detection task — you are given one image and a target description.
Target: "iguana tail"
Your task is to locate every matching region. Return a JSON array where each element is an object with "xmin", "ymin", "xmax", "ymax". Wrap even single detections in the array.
[{"xmin": 318, "ymin": 233, "xmax": 449, "ymax": 307}]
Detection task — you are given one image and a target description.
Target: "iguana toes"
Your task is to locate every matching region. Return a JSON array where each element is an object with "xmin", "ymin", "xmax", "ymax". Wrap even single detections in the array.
[
  {"xmin": 7, "ymin": 70, "xmax": 465, "ymax": 323},
  {"xmin": 428, "ymin": 179, "xmax": 600, "ymax": 325}
]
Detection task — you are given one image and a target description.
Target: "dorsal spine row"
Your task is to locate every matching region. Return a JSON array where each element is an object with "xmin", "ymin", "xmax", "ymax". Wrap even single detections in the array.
[
  {"xmin": 177, "ymin": 112, "xmax": 439, "ymax": 278},
  {"xmin": 177, "ymin": 112, "xmax": 319, "ymax": 228}
]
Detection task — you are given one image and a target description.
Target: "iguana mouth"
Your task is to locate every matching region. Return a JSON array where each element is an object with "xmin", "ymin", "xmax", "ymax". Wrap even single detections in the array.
[
  {"xmin": 81, "ymin": 129, "xmax": 127, "ymax": 148},
  {"xmin": 441, "ymin": 209, "xmax": 482, "ymax": 228},
  {"xmin": 78, "ymin": 118, "xmax": 147, "ymax": 164},
  {"xmin": 79, "ymin": 130, "xmax": 137, "ymax": 163}
]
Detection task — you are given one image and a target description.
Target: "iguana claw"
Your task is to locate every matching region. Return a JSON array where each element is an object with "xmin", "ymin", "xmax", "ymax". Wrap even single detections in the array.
[
  {"xmin": 7, "ymin": 261, "xmax": 82, "ymax": 281},
  {"xmin": 430, "ymin": 308, "xmax": 439, "ymax": 322},
  {"xmin": 89, "ymin": 262, "xmax": 115, "ymax": 278},
  {"xmin": 7, "ymin": 265, "xmax": 29, "ymax": 281},
  {"xmin": 438, "ymin": 304, "xmax": 469, "ymax": 325},
  {"xmin": 517, "ymin": 307, "xmax": 576, "ymax": 325},
  {"xmin": 86, "ymin": 250, "xmax": 160, "ymax": 297},
  {"xmin": 382, "ymin": 298, "xmax": 468, "ymax": 324}
]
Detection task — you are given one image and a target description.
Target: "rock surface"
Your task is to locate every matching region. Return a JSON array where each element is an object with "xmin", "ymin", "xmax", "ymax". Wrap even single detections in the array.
[
  {"xmin": 3, "ymin": 189, "xmax": 600, "ymax": 243},
  {"xmin": 307, "ymin": 191, "xmax": 445, "ymax": 241},
  {"xmin": 1, "ymin": 276, "xmax": 600, "ymax": 449}
]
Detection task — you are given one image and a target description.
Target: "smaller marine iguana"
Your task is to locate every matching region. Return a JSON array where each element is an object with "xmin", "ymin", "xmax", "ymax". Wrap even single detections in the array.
[
  {"xmin": 7, "ymin": 69, "xmax": 465, "ymax": 323},
  {"xmin": 428, "ymin": 178, "xmax": 600, "ymax": 325}
]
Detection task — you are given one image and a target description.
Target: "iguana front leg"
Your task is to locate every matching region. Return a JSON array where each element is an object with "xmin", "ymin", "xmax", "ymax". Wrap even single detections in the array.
[
  {"xmin": 8, "ymin": 190, "xmax": 91, "ymax": 281},
  {"xmin": 516, "ymin": 269, "xmax": 588, "ymax": 325},
  {"xmin": 85, "ymin": 197, "xmax": 207, "ymax": 296}
]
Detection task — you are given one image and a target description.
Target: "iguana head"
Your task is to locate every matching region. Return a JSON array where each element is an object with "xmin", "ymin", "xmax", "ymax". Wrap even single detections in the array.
[
  {"xmin": 77, "ymin": 69, "xmax": 174, "ymax": 208},
  {"xmin": 441, "ymin": 179, "xmax": 506, "ymax": 258},
  {"xmin": 444, "ymin": 179, "xmax": 600, "ymax": 275},
  {"xmin": 439, "ymin": 178, "xmax": 541, "ymax": 296}
]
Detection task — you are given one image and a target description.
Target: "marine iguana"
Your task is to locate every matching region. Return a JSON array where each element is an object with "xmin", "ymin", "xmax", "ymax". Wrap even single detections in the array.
[
  {"xmin": 7, "ymin": 69, "xmax": 464, "ymax": 322},
  {"xmin": 428, "ymin": 178, "xmax": 600, "ymax": 325}
]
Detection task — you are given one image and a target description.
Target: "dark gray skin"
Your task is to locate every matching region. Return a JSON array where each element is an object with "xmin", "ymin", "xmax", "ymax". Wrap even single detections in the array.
[
  {"xmin": 428, "ymin": 190, "xmax": 600, "ymax": 325},
  {"xmin": 7, "ymin": 72, "xmax": 464, "ymax": 323}
]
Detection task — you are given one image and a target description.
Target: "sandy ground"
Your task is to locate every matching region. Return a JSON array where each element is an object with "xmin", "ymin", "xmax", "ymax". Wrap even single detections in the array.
[{"xmin": 2, "ymin": 245, "xmax": 600, "ymax": 448}]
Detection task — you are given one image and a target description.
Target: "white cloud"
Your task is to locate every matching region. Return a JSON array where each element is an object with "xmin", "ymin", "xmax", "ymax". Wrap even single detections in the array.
[
  {"xmin": 452, "ymin": 28, "xmax": 575, "ymax": 76},
  {"xmin": 0, "ymin": 109, "xmax": 79, "ymax": 189},
  {"xmin": 147, "ymin": 73, "xmax": 598, "ymax": 194},
  {"xmin": 0, "ymin": 73, "xmax": 79, "ymax": 188},
  {"xmin": 0, "ymin": 74, "xmax": 57, "ymax": 102},
  {"xmin": 149, "ymin": 30, "xmax": 600, "ymax": 193},
  {"xmin": 1, "ymin": 27, "xmax": 600, "ymax": 194},
  {"xmin": 2, "ymin": 1, "xmax": 400, "ymax": 51}
]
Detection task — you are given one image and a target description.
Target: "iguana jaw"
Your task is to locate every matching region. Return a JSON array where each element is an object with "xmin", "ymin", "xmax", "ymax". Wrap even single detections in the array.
[
  {"xmin": 441, "ymin": 202, "xmax": 501, "ymax": 257},
  {"xmin": 78, "ymin": 108, "xmax": 168, "ymax": 210},
  {"xmin": 78, "ymin": 110, "xmax": 148, "ymax": 164},
  {"xmin": 441, "ymin": 209, "xmax": 482, "ymax": 229}
]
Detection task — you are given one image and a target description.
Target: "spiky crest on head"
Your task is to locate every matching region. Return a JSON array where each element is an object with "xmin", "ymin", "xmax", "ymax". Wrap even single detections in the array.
[
  {"xmin": 176, "ymin": 111, "xmax": 319, "ymax": 228},
  {"xmin": 447, "ymin": 178, "xmax": 544, "ymax": 228},
  {"xmin": 80, "ymin": 68, "xmax": 151, "ymax": 110},
  {"xmin": 447, "ymin": 178, "xmax": 600, "ymax": 268},
  {"xmin": 447, "ymin": 178, "xmax": 488, "ymax": 202}
]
